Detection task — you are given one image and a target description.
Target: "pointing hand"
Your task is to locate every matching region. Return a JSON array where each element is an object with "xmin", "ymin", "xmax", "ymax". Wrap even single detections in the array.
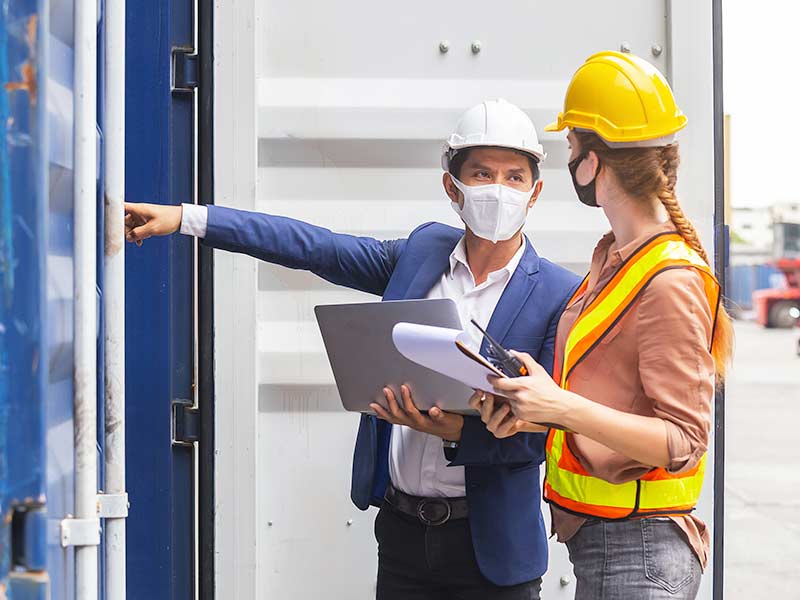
[{"xmin": 124, "ymin": 202, "xmax": 183, "ymax": 245}]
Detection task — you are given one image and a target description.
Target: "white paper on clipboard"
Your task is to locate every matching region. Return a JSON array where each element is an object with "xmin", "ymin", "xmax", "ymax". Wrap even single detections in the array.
[{"xmin": 391, "ymin": 322, "xmax": 506, "ymax": 394}]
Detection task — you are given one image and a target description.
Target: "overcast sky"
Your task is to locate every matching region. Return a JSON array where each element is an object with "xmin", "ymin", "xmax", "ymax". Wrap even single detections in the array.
[{"xmin": 724, "ymin": 0, "xmax": 800, "ymax": 208}]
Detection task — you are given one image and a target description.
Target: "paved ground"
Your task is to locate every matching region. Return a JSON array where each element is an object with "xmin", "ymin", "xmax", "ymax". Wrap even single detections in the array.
[{"xmin": 724, "ymin": 320, "xmax": 800, "ymax": 598}]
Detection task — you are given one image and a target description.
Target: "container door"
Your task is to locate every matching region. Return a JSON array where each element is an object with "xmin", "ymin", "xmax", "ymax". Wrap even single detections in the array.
[
  {"xmin": 214, "ymin": 1, "xmax": 721, "ymax": 598},
  {"xmin": 124, "ymin": 0, "xmax": 197, "ymax": 597}
]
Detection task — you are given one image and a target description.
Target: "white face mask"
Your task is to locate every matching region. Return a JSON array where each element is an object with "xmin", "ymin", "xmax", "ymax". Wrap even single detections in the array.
[{"xmin": 449, "ymin": 176, "xmax": 534, "ymax": 243}]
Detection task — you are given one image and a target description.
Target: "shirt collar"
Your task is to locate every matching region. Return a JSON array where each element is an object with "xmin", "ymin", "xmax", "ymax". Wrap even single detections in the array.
[
  {"xmin": 448, "ymin": 236, "xmax": 527, "ymax": 282},
  {"xmin": 594, "ymin": 221, "xmax": 677, "ymax": 267}
]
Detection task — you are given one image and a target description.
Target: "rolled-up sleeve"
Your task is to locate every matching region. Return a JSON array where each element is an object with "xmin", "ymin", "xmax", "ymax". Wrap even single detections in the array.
[{"xmin": 636, "ymin": 268, "xmax": 715, "ymax": 474}]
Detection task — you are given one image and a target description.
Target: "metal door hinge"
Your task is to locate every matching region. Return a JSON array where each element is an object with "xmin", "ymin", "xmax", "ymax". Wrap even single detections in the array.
[
  {"xmin": 172, "ymin": 400, "xmax": 200, "ymax": 445},
  {"xmin": 172, "ymin": 48, "xmax": 198, "ymax": 92},
  {"xmin": 60, "ymin": 517, "xmax": 101, "ymax": 548},
  {"xmin": 97, "ymin": 492, "xmax": 129, "ymax": 518}
]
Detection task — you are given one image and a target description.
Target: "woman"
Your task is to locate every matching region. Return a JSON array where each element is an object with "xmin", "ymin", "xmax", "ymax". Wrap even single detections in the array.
[{"xmin": 471, "ymin": 51, "xmax": 733, "ymax": 599}]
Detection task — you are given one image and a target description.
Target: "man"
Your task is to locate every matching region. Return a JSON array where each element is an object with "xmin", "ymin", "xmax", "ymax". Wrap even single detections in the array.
[{"xmin": 125, "ymin": 99, "xmax": 580, "ymax": 599}]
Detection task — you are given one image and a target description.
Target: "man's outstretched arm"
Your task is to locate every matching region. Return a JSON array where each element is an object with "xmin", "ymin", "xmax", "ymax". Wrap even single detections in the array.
[{"xmin": 125, "ymin": 202, "xmax": 408, "ymax": 296}]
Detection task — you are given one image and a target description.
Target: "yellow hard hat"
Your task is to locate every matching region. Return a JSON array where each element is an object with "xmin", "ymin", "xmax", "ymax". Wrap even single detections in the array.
[{"xmin": 545, "ymin": 51, "xmax": 687, "ymax": 145}]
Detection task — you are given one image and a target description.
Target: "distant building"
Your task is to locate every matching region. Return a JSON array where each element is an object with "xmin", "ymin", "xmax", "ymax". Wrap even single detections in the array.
[
  {"xmin": 732, "ymin": 206, "xmax": 774, "ymax": 264},
  {"xmin": 731, "ymin": 203, "xmax": 800, "ymax": 264}
]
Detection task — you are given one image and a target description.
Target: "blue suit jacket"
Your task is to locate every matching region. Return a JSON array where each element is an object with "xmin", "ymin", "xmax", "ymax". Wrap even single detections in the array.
[{"xmin": 203, "ymin": 205, "xmax": 581, "ymax": 586}]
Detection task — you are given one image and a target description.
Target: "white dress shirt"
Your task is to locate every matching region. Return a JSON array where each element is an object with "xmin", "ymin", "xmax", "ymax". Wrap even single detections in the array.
[
  {"xmin": 178, "ymin": 204, "xmax": 525, "ymax": 498},
  {"xmin": 389, "ymin": 237, "xmax": 524, "ymax": 497}
]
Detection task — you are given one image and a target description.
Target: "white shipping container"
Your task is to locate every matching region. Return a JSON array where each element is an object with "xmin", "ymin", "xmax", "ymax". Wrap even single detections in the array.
[{"xmin": 212, "ymin": 1, "xmax": 721, "ymax": 598}]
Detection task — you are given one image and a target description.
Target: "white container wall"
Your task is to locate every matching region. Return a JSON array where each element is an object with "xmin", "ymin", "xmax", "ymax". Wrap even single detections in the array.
[{"xmin": 214, "ymin": 1, "xmax": 718, "ymax": 598}]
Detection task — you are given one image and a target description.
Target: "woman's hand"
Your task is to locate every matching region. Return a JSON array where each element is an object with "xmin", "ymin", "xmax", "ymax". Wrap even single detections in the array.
[
  {"xmin": 489, "ymin": 351, "xmax": 572, "ymax": 425},
  {"xmin": 468, "ymin": 391, "xmax": 547, "ymax": 438}
]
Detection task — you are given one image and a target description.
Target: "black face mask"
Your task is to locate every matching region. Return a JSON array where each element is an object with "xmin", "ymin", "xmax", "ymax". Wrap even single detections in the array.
[{"xmin": 568, "ymin": 151, "xmax": 601, "ymax": 208}]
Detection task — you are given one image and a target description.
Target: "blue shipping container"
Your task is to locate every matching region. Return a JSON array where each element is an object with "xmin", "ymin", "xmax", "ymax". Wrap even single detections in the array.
[{"xmin": 727, "ymin": 263, "xmax": 783, "ymax": 312}]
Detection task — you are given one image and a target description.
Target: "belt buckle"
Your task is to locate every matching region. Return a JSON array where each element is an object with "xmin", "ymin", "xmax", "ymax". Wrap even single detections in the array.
[{"xmin": 416, "ymin": 499, "xmax": 452, "ymax": 527}]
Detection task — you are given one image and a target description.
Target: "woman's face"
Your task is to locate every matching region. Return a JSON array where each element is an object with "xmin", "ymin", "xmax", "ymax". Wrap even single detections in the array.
[
  {"xmin": 566, "ymin": 131, "xmax": 599, "ymax": 188},
  {"xmin": 566, "ymin": 131, "xmax": 581, "ymax": 162}
]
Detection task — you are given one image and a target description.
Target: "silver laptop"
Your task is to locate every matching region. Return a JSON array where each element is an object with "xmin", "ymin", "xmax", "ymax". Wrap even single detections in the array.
[{"xmin": 314, "ymin": 299, "xmax": 477, "ymax": 415}]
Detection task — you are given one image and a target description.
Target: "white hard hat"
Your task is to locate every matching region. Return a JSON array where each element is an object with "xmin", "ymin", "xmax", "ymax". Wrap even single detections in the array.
[{"xmin": 441, "ymin": 98, "xmax": 546, "ymax": 172}]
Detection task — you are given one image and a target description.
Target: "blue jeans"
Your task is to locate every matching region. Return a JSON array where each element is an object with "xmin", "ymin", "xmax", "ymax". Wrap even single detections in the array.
[{"xmin": 565, "ymin": 518, "xmax": 702, "ymax": 600}]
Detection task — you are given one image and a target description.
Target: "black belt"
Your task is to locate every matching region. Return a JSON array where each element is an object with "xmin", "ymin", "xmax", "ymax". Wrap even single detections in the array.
[{"xmin": 384, "ymin": 483, "xmax": 469, "ymax": 527}]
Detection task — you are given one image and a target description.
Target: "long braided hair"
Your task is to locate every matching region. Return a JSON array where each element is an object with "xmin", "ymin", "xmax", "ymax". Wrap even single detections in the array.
[{"xmin": 574, "ymin": 130, "xmax": 734, "ymax": 379}]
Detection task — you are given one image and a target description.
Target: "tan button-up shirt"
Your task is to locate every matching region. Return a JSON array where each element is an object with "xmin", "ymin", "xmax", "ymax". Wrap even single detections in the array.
[{"xmin": 550, "ymin": 222, "xmax": 715, "ymax": 568}]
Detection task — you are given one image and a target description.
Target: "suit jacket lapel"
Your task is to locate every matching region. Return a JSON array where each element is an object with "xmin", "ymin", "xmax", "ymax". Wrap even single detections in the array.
[
  {"xmin": 402, "ymin": 244, "xmax": 456, "ymax": 300},
  {"xmin": 481, "ymin": 239, "xmax": 541, "ymax": 353},
  {"xmin": 396, "ymin": 234, "xmax": 541, "ymax": 349}
]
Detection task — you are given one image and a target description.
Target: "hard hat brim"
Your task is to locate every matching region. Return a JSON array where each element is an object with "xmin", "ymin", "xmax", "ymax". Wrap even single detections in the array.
[
  {"xmin": 441, "ymin": 142, "xmax": 546, "ymax": 171},
  {"xmin": 551, "ymin": 113, "xmax": 688, "ymax": 144}
]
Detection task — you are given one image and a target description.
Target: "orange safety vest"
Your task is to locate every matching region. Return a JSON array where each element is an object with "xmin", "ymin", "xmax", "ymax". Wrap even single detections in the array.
[{"xmin": 543, "ymin": 232, "xmax": 721, "ymax": 520}]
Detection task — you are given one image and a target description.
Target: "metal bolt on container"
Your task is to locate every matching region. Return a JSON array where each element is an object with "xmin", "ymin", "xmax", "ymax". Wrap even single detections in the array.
[
  {"xmin": 620, "ymin": 41, "xmax": 632, "ymax": 53},
  {"xmin": 439, "ymin": 41, "xmax": 450, "ymax": 54},
  {"xmin": 560, "ymin": 575, "xmax": 572, "ymax": 587},
  {"xmin": 651, "ymin": 43, "xmax": 663, "ymax": 56},
  {"xmin": 471, "ymin": 40, "xmax": 482, "ymax": 54}
]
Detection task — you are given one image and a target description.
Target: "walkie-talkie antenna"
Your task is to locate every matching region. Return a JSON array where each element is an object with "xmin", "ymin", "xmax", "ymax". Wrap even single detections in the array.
[
  {"xmin": 471, "ymin": 319, "xmax": 503, "ymax": 352},
  {"xmin": 470, "ymin": 319, "xmax": 529, "ymax": 377}
]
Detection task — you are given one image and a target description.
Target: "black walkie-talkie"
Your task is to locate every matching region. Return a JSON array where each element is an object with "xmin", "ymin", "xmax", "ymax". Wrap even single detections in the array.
[{"xmin": 470, "ymin": 319, "xmax": 528, "ymax": 378}]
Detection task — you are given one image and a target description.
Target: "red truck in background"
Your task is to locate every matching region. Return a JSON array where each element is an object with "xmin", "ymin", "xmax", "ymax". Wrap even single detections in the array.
[{"xmin": 753, "ymin": 220, "xmax": 800, "ymax": 328}]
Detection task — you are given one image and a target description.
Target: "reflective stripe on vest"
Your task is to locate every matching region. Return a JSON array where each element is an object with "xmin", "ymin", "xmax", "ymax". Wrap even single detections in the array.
[{"xmin": 544, "ymin": 232, "xmax": 720, "ymax": 520}]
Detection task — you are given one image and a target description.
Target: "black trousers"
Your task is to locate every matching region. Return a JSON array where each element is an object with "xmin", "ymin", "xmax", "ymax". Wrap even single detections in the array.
[{"xmin": 374, "ymin": 504, "xmax": 542, "ymax": 600}]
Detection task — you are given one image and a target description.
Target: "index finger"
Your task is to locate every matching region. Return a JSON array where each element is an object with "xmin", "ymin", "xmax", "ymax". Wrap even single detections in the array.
[
  {"xmin": 370, "ymin": 403, "xmax": 396, "ymax": 424},
  {"xmin": 399, "ymin": 385, "xmax": 422, "ymax": 417},
  {"xmin": 124, "ymin": 202, "xmax": 153, "ymax": 218},
  {"xmin": 468, "ymin": 391, "xmax": 483, "ymax": 411},
  {"xmin": 489, "ymin": 376, "xmax": 528, "ymax": 392},
  {"xmin": 383, "ymin": 386, "xmax": 403, "ymax": 415},
  {"xmin": 510, "ymin": 350, "xmax": 539, "ymax": 373},
  {"xmin": 478, "ymin": 393, "xmax": 496, "ymax": 424}
]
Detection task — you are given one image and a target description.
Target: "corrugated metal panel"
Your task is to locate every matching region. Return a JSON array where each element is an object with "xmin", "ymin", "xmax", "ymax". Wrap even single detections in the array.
[
  {"xmin": 0, "ymin": 1, "xmax": 69, "ymax": 598},
  {"xmin": 214, "ymin": 1, "xmax": 719, "ymax": 598}
]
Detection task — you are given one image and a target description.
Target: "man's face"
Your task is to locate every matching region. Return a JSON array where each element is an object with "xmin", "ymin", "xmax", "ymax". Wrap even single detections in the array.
[
  {"xmin": 458, "ymin": 147, "xmax": 535, "ymax": 192},
  {"xmin": 443, "ymin": 147, "xmax": 542, "ymax": 211}
]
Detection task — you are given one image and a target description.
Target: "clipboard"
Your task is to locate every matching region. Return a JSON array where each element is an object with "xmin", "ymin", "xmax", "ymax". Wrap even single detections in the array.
[
  {"xmin": 391, "ymin": 322, "xmax": 507, "ymax": 395},
  {"xmin": 393, "ymin": 322, "xmax": 564, "ymax": 430},
  {"xmin": 454, "ymin": 340, "xmax": 505, "ymax": 378}
]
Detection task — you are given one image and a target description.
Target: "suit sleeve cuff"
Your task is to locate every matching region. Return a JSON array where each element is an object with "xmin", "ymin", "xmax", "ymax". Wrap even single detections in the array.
[
  {"xmin": 180, "ymin": 203, "xmax": 208, "ymax": 238},
  {"xmin": 447, "ymin": 416, "xmax": 488, "ymax": 466}
]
